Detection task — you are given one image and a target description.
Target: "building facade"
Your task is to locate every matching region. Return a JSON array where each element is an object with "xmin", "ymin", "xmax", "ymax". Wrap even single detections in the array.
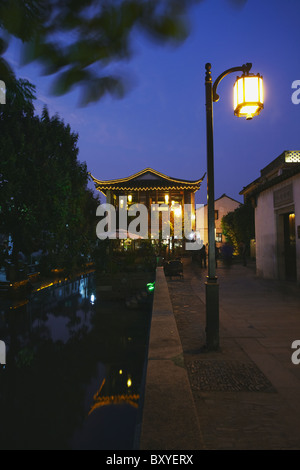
[
  {"xmin": 90, "ymin": 168, "xmax": 205, "ymax": 250},
  {"xmin": 240, "ymin": 150, "xmax": 300, "ymax": 283},
  {"xmin": 197, "ymin": 194, "xmax": 241, "ymax": 248}
]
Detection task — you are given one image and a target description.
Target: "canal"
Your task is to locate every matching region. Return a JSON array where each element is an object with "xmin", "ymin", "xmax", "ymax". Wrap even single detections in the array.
[{"xmin": 0, "ymin": 272, "xmax": 153, "ymax": 450}]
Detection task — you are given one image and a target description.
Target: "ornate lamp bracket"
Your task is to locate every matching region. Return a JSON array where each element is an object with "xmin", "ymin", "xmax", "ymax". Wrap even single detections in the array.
[{"xmin": 212, "ymin": 63, "xmax": 252, "ymax": 102}]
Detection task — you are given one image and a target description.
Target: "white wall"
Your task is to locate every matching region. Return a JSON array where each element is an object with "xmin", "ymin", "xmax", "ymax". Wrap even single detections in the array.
[
  {"xmin": 255, "ymin": 188, "xmax": 277, "ymax": 279},
  {"xmin": 255, "ymin": 173, "xmax": 300, "ymax": 282},
  {"xmin": 197, "ymin": 196, "xmax": 241, "ymax": 245},
  {"xmin": 215, "ymin": 197, "xmax": 241, "ymax": 236},
  {"xmin": 293, "ymin": 175, "xmax": 300, "ymax": 282}
]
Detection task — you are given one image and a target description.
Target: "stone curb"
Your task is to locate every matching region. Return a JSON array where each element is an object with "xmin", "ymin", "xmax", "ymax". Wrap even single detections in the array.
[{"xmin": 139, "ymin": 267, "xmax": 204, "ymax": 450}]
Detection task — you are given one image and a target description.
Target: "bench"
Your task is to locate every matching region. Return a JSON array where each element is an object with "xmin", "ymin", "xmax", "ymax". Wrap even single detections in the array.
[{"xmin": 163, "ymin": 260, "xmax": 183, "ymax": 279}]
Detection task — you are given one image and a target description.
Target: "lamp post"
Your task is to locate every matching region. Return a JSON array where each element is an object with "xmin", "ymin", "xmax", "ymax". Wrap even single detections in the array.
[{"xmin": 205, "ymin": 62, "xmax": 264, "ymax": 351}]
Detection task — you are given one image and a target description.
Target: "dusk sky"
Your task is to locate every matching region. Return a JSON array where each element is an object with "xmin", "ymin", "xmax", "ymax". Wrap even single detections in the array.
[{"xmin": 5, "ymin": 0, "xmax": 300, "ymax": 205}]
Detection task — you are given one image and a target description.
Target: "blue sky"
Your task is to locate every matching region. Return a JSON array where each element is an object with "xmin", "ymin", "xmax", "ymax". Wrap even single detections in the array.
[{"xmin": 5, "ymin": 0, "xmax": 300, "ymax": 204}]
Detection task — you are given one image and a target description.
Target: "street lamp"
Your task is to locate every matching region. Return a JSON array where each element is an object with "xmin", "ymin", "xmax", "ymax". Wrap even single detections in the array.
[
  {"xmin": 233, "ymin": 72, "xmax": 264, "ymax": 120},
  {"xmin": 205, "ymin": 62, "xmax": 264, "ymax": 351}
]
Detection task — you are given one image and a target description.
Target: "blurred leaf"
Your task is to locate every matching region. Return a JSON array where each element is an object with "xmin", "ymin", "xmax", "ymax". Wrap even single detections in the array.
[
  {"xmin": 0, "ymin": 0, "xmax": 201, "ymax": 103},
  {"xmin": 142, "ymin": 15, "xmax": 189, "ymax": 43},
  {"xmin": 0, "ymin": 37, "xmax": 8, "ymax": 55},
  {"xmin": 51, "ymin": 68, "xmax": 92, "ymax": 95},
  {"xmin": 0, "ymin": 57, "xmax": 14, "ymax": 83},
  {"xmin": 23, "ymin": 37, "xmax": 68, "ymax": 75},
  {"xmin": 80, "ymin": 76, "xmax": 126, "ymax": 106},
  {"xmin": 0, "ymin": 0, "xmax": 47, "ymax": 41}
]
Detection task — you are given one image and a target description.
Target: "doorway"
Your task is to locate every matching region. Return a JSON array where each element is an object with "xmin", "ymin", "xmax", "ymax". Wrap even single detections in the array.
[{"xmin": 283, "ymin": 212, "xmax": 297, "ymax": 280}]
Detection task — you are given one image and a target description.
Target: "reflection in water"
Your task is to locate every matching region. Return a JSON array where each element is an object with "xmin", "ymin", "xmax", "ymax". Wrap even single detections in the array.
[{"xmin": 0, "ymin": 273, "xmax": 153, "ymax": 450}]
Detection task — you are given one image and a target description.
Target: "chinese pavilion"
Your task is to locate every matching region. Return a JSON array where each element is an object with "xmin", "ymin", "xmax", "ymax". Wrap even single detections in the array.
[
  {"xmin": 90, "ymin": 167, "xmax": 204, "ymax": 208},
  {"xmin": 90, "ymin": 168, "xmax": 205, "ymax": 249}
]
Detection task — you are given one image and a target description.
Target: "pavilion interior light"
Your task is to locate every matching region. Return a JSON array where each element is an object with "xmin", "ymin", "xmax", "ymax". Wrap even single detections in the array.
[
  {"xmin": 233, "ymin": 73, "xmax": 264, "ymax": 120},
  {"xmin": 173, "ymin": 205, "xmax": 182, "ymax": 217}
]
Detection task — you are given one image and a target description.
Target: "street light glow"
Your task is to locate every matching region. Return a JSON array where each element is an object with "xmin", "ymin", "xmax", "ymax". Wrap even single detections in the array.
[{"xmin": 233, "ymin": 74, "xmax": 264, "ymax": 120}]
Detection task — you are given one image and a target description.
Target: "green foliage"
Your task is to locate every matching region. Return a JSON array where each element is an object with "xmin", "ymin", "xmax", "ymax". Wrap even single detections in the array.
[
  {"xmin": 0, "ymin": 0, "xmax": 201, "ymax": 104},
  {"xmin": 0, "ymin": 78, "xmax": 99, "ymax": 273},
  {"xmin": 221, "ymin": 201, "xmax": 255, "ymax": 254}
]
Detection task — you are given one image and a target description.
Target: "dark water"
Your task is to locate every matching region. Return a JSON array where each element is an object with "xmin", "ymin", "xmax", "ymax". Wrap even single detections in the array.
[{"xmin": 0, "ymin": 273, "xmax": 153, "ymax": 450}]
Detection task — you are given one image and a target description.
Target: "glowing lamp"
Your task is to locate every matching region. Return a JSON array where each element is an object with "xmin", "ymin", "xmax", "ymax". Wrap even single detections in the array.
[
  {"xmin": 173, "ymin": 206, "xmax": 182, "ymax": 217},
  {"xmin": 233, "ymin": 73, "xmax": 264, "ymax": 120}
]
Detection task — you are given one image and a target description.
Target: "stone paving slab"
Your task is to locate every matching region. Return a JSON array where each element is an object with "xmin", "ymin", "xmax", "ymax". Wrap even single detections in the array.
[{"xmin": 166, "ymin": 257, "xmax": 300, "ymax": 450}]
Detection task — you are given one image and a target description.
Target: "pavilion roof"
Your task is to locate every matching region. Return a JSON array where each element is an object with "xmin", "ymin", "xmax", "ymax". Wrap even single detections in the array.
[{"xmin": 90, "ymin": 168, "xmax": 205, "ymax": 195}]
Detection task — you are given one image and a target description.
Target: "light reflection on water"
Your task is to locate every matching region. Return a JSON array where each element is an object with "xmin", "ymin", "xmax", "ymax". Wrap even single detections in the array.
[{"xmin": 0, "ymin": 273, "xmax": 152, "ymax": 450}]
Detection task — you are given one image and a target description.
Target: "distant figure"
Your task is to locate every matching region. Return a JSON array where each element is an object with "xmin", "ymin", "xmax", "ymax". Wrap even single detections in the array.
[
  {"xmin": 221, "ymin": 242, "xmax": 234, "ymax": 267},
  {"xmin": 239, "ymin": 240, "xmax": 247, "ymax": 266},
  {"xmin": 199, "ymin": 244, "xmax": 206, "ymax": 268},
  {"xmin": 215, "ymin": 244, "xmax": 219, "ymax": 268}
]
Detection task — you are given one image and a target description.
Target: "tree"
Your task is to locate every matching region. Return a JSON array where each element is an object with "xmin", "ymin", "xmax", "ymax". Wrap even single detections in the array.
[
  {"xmin": 0, "ymin": 0, "xmax": 200, "ymax": 104},
  {"xmin": 0, "ymin": 77, "xmax": 39, "ymax": 264},
  {"xmin": 221, "ymin": 201, "xmax": 255, "ymax": 254},
  {"xmin": 0, "ymin": 78, "xmax": 99, "ymax": 276}
]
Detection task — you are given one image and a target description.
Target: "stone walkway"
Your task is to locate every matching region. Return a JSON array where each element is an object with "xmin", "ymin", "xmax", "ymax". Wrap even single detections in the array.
[{"xmin": 167, "ymin": 257, "xmax": 300, "ymax": 450}]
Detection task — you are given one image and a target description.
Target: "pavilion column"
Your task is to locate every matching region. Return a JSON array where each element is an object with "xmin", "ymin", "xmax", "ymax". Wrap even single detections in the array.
[{"xmin": 191, "ymin": 192, "xmax": 195, "ymax": 231}]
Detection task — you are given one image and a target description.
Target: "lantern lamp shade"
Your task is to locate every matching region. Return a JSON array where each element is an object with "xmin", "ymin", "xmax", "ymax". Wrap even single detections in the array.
[{"xmin": 233, "ymin": 74, "xmax": 264, "ymax": 120}]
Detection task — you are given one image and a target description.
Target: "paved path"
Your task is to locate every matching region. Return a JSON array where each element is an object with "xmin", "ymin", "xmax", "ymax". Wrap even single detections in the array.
[{"xmin": 167, "ymin": 257, "xmax": 300, "ymax": 450}]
